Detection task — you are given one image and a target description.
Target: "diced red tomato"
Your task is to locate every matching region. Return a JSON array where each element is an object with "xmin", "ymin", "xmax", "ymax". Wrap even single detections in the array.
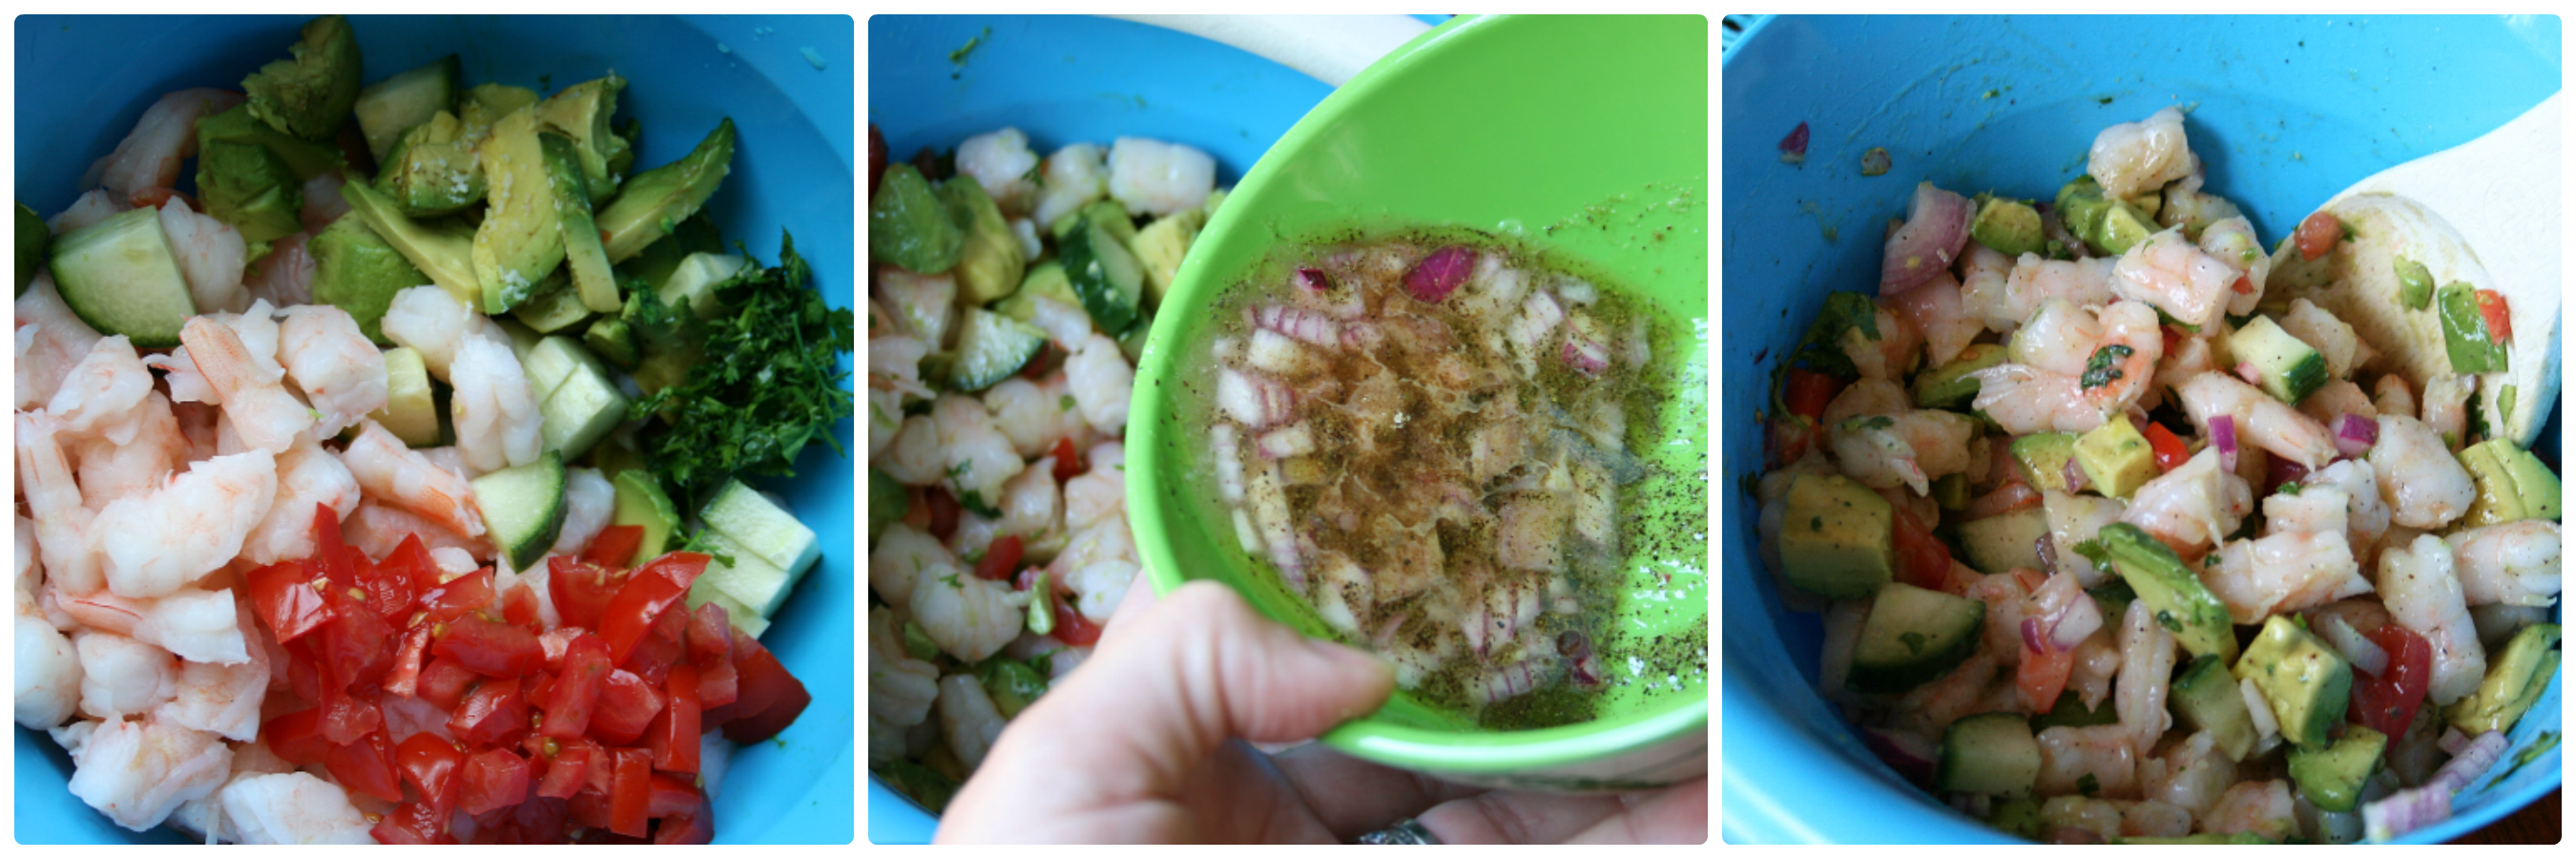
[
  {"xmin": 1051, "ymin": 437, "xmax": 1084, "ymax": 481},
  {"xmin": 547, "ymin": 555, "xmax": 623, "ymax": 632},
  {"xmin": 383, "ymin": 626, "xmax": 434, "ymax": 698},
  {"xmin": 416, "ymin": 655, "xmax": 480, "ymax": 711},
  {"xmin": 436, "ymin": 614, "xmax": 548, "ymax": 678},
  {"xmin": 621, "ymin": 605, "xmax": 686, "ymax": 686},
  {"xmin": 356, "ymin": 556, "xmax": 421, "ymax": 631},
  {"xmin": 422, "ymin": 568, "xmax": 497, "ymax": 622},
  {"xmin": 542, "ymin": 633, "xmax": 612, "ymax": 740},
  {"xmin": 448, "ymin": 676, "xmax": 529, "ymax": 747},
  {"xmin": 2230, "ymin": 273, "xmax": 2254, "ymax": 295},
  {"xmin": 590, "ymin": 669, "xmax": 664, "ymax": 746},
  {"xmin": 2294, "ymin": 212, "xmax": 2340, "ymax": 261},
  {"xmin": 1782, "ymin": 367, "xmax": 1842, "ymax": 422},
  {"xmin": 654, "ymin": 807, "xmax": 715, "ymax": 845},
  {"xmin": 263, "ymin": 708, "xmax": 330, "ymax": 766},
  {"xmin": 651, "ymin": 661, "xmax": 701, "ymax": 774},
  {"xmin": 508, "ymin": 795, "xmax": 572, "ymax": 844},
  {"xmin": 598, "ymin": 553, "xmax": 709, "ymax": 665},
  {"xmin": 502, "ymin": 582, "xmax": 544, "ymax": 628},
  {"xmin": 245, "ymin": 560, "xmax": 333, "ymax": 643},
  {"xmin": 1889, "ymin": 508, "xmax": 1951, "ymax": 591},
  {"xmin": 719, "ymin": 638, "xmax": 809, "ymax": 744},
  {"xmin": 645, "ymin": 772, "xmax": 701, "ymax": 818},
  {"xmin": 2142, "ymin": 421, "xmax": 2190, "ymax": 473},
  {"xmin": 537, "ymin": 626, "xmax": 583, "ymax": 672},
  {"xmin": 319, "ymin": 681, "xmax": 384, "ymax": 746},
  {"xmin": 2476, "ymin": 289, "xmax": 2512, "ymax": 345},
  {"xmin": 583, "ymin": 524, "xmax": 646, "ymax": 569},
  {"xmin": 2351, "ymin": 624, "xmax": 2434, "ymax": 741},
  {"xmin": 317, "ymin": 596, "xmax": 395, "ymax": 690},
  {"xmin": 460, "ymin": 747, "xmax": 532, "ymax": 816},
  {"xmin": 381, "ymin": 534, "xmax": 442, "ymax": 597},
  {"xmin": 1050, "ymin": 589, "xmax": 1102, "ymax": 646},
  {"xmin": 324, "ymin": 729, "xmax": 405, "ymax": 803},
  {"xmin": 568, "ymin": 790, "xmax": 613, "ymax": 831},
  {"xmin": 685, "ymin": 602, "xmax": 732, "ymax": 663},
  {"xmin": 2017, "ymin": 641, "xmax": 2077, "ymax": 711},
  {"xmin": 610, "ymin": 749, "xmax": 653, "ymax": 838},
  {"xmin": 924, "ymin": 486, "xmax": 962, "ymax": 538},
  {"xmin": 309, "ymin": 504, "xmax": 358, "ymax": 589},
  {"xmin": 535, "ymin": 740, "xmax": 595, "ymax": 800},
  {"xmin": 975, "ymin": 534, "xmax": 1024, "ymax": 581},
  {"xmin": 396, "ymin": 731, "xmax": 467, "ymax": 815},
  {"xmin": 371, "ymin": 801, "xmax": 457, "ymax": 845}
]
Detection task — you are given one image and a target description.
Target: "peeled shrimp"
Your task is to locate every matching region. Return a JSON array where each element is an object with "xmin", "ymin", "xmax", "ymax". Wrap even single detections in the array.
[
  {"xmin": 244, "ymin": 231, "xmax": 318, "ymax": 308},
  {"xmin": 17, "ymin": 412, "xmax": 105, "ymax": 596},
  {"xmin": 218, "ymin": 772, "xmax": 374, "ymax": 845},
  {"xmin": 341, "ymin": 498, "xmax": 488, "ymax": 562},
  {"xmin": 2366, "ymin": 415, "xmax": 2475, "ymax": 530},
  {"xmin": 239, "ymin": 436, "xmax": 361, "ymax": 566},
  {"xmin": 936, "ymin": 674, "xmax": 1008, "ymax": 770},
  {"xmin": 2114, "ymin": 599, "xmax": 2177, "ymax": 754},
  {"xmin": 1888, "ymin": 271, "xmax": 1982, "ymax": 367},
  {"xmin": 2198, "ymin": 216, "xmax": 2271, "ymax": 317},
  {"xmin": 55, "ymin": 587, "xmax": 250, "ymax": 666},
  {"xmin": 91, "ymin": 450, "xmax": 278, "ymax": 598},
  {"xmin": 1827, "ymin": 409, "xmax": 1978, "ymax": 495},
  {"xmin": 2036, "ymin": 723, "xmax": 2139, "ymax": 800},
  {"xmin": 92, "ymin": 89, "xmax": 244, "ymax": 199},
  {"xmin": 1030, "ymin": 142, "xmax": 1109, "ymax": 228},
  {"xmin": 71, "ymin": 391, "xmax": 189, "ymax": 512},
  {"xmin": 1974, "ymin": 254, "xmax": 2117, "ymax": 334},
  {"xmin": 275, "ymin": 304, "xmax": 388, "ymax": 437},
  {"xmin": 982, "ymin": 374, "xmax": 1093, "ymax": 459},
  {"xmin": 995, "ymin": 457, "xmax": 1063, "ymax": 539},
  {"xmin": 1969, "ymin": 299, "xmax": 2162, "ymax": 434},
  {"xmin": 909, "ymin": 568, "xmax": 1031, "ymax": 663},
  {"xmin": 2110, "ymin": 227, "xmax": 2235, "ymax": 332},
  {"xmin": 45, "ymin": 335, "xmax": 156, "ymax": 441},
  {"xmin": 2199, "ymin": 780, "xmax": 2296, "ymax": 841},
  {"xmin": 341, "ymin": 419, "xmax": 486, "ymax": 538},
  {"xmin": 869, "ymin": 522, "xmax": 955, "ymax": 610},
  {"xmin": 1106, "ymin": 136, "xmax": 1215, "ymax": 217},
  {"xmin": 2178, "ymin": 372, "xmax": 2336, "ymax": 470},
  {"xmin": 1065, "ymin": 559, "xmax": 1139, "ymax": 624},
  {"xmin": 2444, "ymin": 520, "xmax": 2561, "ymax": 607},
  {"xmin": 2119, "ymin": 447, "xmax": 2254, "ymax": 557},
  {"xmin": 151, "ymin": 600, "xmax": 270, "ymax": 742},
  {"xmin": 68, "ymin": 716, "xmax": 233, "ymax": 831},
  {"xmin": 448, "ymin": 334, "xmax": 542, "ymax": 472},
  {"xmin": 2419, "ymin": 375, "xmax": 2474, "ymax": 447},
  {"xmin": 955, "ymin": 127, "xmax": 1039, "ymax": 215},
  {"xmin": 73, "ymin": 631, "xmax": 179, "ymax": 720},
  {"xmin": 2377, "ymin": 534, "xmax": 2486, "ymax": 705},
  {"xmin": 379, "ymin": 285, "xmax": 481, "ymax": 381},
  {"xmin": 868, "ymin": 608, "xmax": 940, "ymax": 765},
  {"xmin": 16, "ymin": 274, "xmax": 107, "ymax": 409},
  {"xmin": 178, "ymin": 313, "xmax": 310, "ymax": 453},
  {"xmin": 2139, "ymin": 731, "xmax": 2237, "ymax": 818},
  {"xmin": 2204, "ymin": 494, "xmax": 2371, "ymax": 624},
  {"xmin": 931, "ymin": 394, "xmax": 1026, "ymax": 510},
  {"xmin": 1064, "ymin": 332, "xmax": 1135, "ymax": 436},
  {"xmin": 49, "ymin": 189, "xmax": 127, "ymax": 234},
  {"xmin": 156, "ymin": 197, "xmax": 252, "ymax": 315},
  {"xmin": 2088, "ymin": 106, "xmax": 2198, "ymax": 199}
]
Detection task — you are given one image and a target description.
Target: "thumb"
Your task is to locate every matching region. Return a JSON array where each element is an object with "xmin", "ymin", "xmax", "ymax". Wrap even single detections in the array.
[{"xmin": 974, "ymin": 580, "xmax": 1392, "ymax": 805}]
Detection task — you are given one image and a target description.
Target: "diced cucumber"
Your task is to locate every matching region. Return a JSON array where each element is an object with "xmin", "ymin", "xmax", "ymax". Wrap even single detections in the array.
[
  {"xmin": 19, "ymin": 200, "xmax": 50, "ymax": 295},
  {"xmin": 659, "ymin": 251, "xmax": 748, "ymax": 320},
  {"xmin": 354, "ymin": 54, "xmax": 461, "ymax": 164},
  {"xmin": 1060, "ymin": 215, "xmax": 1144, "ymax": 334},
  {"xmin": 1849, "ymin": 582, "xmax": 1986, "ymax": 694},
  {"xmin": 368, "ymin": 346, "xmax": 441, "ymax": 447},
  {"xmin": 525, "ymin": 336, "xmax": 628, "ymax": 460},
  {"xmin": 610, "ymin": 469, "xmax": 679, "ymax": 568},
  {"xmin": 2030, "ymin": 689, "xmax": 2119, "ymax": 731},
  {"xmin": 1958, "ymin": 507, "xmax": 2048, "ymax": 576},
  {"xmin": 686, "ymin": 582, "xmax": 769, "ymax": 639},
  {"xmin": 2170, "ymin": 655, "xmax": 2257, "ymax": 761},
  {"xmin": 47, "ymin": 207, "xmax": 197, "ymax": 348},
  {"xmin": 992, "ymin": 260, "xmax": 1077, "ymax": 323},
  {"xmin": 509, "ymin": 272, "xmax": 593, "ymax": 334},
  {"xmin": 942, "ymin": 307, "xmax": 1047, "ymax": 392},
  {"xmin": 2228, "ymin": 315, "xmax": 2327, "ymax": 406},
  {"xmin": 469, "ymin": 450, "xmax": 568, "ymax": 571},
  {"xmin": 699, "ymin": 479, "xmax": 821, "ymax": 580},
  {"xmin": 690, "ymin": 529, "xmax": 792, "ymax": 619},
  {"xmin": 1938, "ymin": 712, "xmax": 2041, "ymax": 798}
]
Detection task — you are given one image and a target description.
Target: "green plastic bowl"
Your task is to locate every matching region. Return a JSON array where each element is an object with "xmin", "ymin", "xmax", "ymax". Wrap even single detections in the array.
[{"xmin": 1127, "ymin": 14, "xmax": 1710, "ymax": 791}]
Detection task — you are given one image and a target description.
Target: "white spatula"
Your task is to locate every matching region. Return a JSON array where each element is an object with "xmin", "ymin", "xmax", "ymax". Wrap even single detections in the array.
[{"xmin": 2280, "ymin": 94, "xmax": 2559, "ymax": 447}]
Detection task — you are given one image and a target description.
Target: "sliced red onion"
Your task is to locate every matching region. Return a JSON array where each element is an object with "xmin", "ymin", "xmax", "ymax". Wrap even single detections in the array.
[
  {"xmin": 1210, "ymin": 424, "xmax": 1245, "ymax": 503},
  {"xmin": 2210, "ymin": 414, "xmax": 2239, "ymax": 471},
  {"xmin": 1215, "ymin": 367, "xmax": 1295, "ymax": 429},
  {"xmin": 1404, "ymin": 244, "xmax": 1475, "ymax": 304},
  {"xmin": 2020, "ymin": 617, "xmax": 2050, "ymax": 654},
  {"xmin": 2034, "ymin": 533, "xmax": 2061, "ymax": 577},
  {"xmin": 1294, "ymin": 267, "xmax": 1332, "ymax": 292},
  {"xmin": 2049, "ymin": 592, "xmax": 2103, "ymax": 651},
  {"xmin": 2316, "ymin": 613, "xmax": 2390, "ymax": 678},
  {"xmin": 1561, "ymin": 336, "xmax": 1610, "ymax": 377},
  {"xmin": 2364, "ymin": 731, "xmax": 2508, "ymax": 841},
  {"xmin": 1779, "ymin": 121, "xmax": 1810, "ymax": 163},
  {"xmin": 1255, "ymin": 422, "xmax": 1316, "ymax": 460},
  {"xmin": 1880, "ymin": 182, "xmax": 1974, "ymax": 295},
  {"xmin": 2334, "ymin": 413, "xmax": 2379, "ymax": 459},
  {"xmin": 2271, "ymin": 456, "xmax": 2309, "ymax": 492},
  {"xmin": 2430, "ymin": 730, "xmax": 2507, "ymax": 794},
  {"xmin": 2436, "ymin": 726, "xmax": 2473, "ymax": 757},
  {"xmin": 1251, "ymin": 304, "xmax": 1341, "ymax": 347},
  {"xmin": 1860, "ymin": 726, "xmax": 1938, "ymax": 787},
  {"xmin": 2062, "ymin": 456, "xmax": 2091, "ymax": 492}
]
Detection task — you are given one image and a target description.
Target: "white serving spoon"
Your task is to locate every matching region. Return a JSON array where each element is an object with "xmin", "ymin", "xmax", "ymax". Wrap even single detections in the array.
[
  {"xmin": 1105, "ymin": 14, "xmax": 1429, "ymax": 87},
  {"xmin": 2277, "ymin": 93, "xmax": 2560, "ymax": 447}
]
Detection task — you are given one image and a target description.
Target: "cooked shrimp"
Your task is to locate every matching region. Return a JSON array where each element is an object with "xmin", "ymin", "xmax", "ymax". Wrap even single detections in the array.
[
  {"xmin": 2088, "ymin": 106, "xmax": 2198, "ymax": 199},
  {"xmin": 1064, "ymin": 559, "xmax": 1139, "ymax": 624},
  {"xmin": 2305, "ymin": 459, "xmax": 2392, "ymax": 561},
  {"xmin": 377, "ymin": 285, "xmax": 487, "ymax": 381},
  {"xmin": 870, "ymin": 522, "xmax": 955, "ymax": 610},
  {"xmin": 275, "ymin": 304, "xmax": 387, "ymax": 437},
  {"xmin": 17, "ymin": 412, "xmax": 106, "ymax": 596},
  {"xmin": 956, "ymin": 127, "xmax": 1039, "ymax": 215},
  {"xmin": 50, "ymin": 189, "xmax": 128, "ymax": 234},
  {"xmin": 1065, "ymin": 332, "xmax": 1135, "ymax": 436},
  {"xmin": 2036, "ymin": 723, "xmax": 2139, "ymax": 800},
  {"xmin": 2138, "ymin": 731, "xmax": 2236, "ymax": 818},
  {"xmin": 68, "ymin": 716, "xmax": 232, "ymax": 831},
  {"xmin": 1106, "ymin": 136, "xmax": 1215, "ymax": 217},
  {"xmin": 1976, "ymin": 254, "xmax": 2118, "ymax": 334},
  {"xmin": 2198, "ymin": 780, "xmax": 2295, "ymax": 841},
  {"xmin": 2444, "ymin": 520, "xmax": 2561, "ymax": 607},
  {"xmin": 877, "ymin": 414, "xmax": 945, "ymax": 486},
  {"xmin": 340, "ymin": 498, "xmax": 488, "ymax": 562},
  {"xmin": 92, "ymin": 89, "xmax": 244, "ymax": 199},
  {"xmin": 218, "ymin": 772, "xmax": 374, "ymax": 845},
  {"xmin": 2297, "ymin": 378, "xmax": 2376, "ymax": 429},
  {"xmin": 156, "ymin": 197, "xmax": 252, "ymax": 315},
  {"xmin": 2418, "ymin": 374, "xmax": 2474, "ymax": 447},
  {"xmin": 868, "ymin": 607, "xmax": 941, "ymax": 765},
  {"xmin": 91, "ymin": 450, "xmax": 276, "ymax": 599},
  {"xmin": 44, "ymin": 335, "xmax": 155, "ymax": 441},
  {"xmin": 996, "ymin": 457, "xmax": 1063, "ymax": 539},
  {"xmin": 2119, "ymin": 447, "xmax": 2254, "ymax": 557},
  {"xmin": 2114, "ymin": 599, "xmax": 2177, "ymax": 754},
  {"xmin": 2110, "ymin": 227, "xmax": 2235, "ymax": 332},
  {"xmin": 1839, "ymin": 303, "xmax": 1923, "ymax": 382},
  {"xmin": 16, "ymin": 605, "xmax": 85, "ymax": 729},
  {"xmin": 2206, "ymin": 528, "xmax": 2367, "ymax": 625},
  {"xmin": 2366, "ymin": 414, "xmax": 2475, "ymax": 530},
  {"xmin": 1894, "ymin": 652, "xmax": 2002, "ymax": 735},
  {"xmin": 929, "ymin": 394, "xmax": 1025, "ymax": 511},
  {"xmin": 982, "ymin": 374, "xmax": 1094, "ymax": 459},
  {"xmin": 936, "ymin": 673, "xmax": 1008, "ymax": 770},
  {"xmin": 243, "ymin": 231, "xmax": 318, "ymax": 308},
  {"xmin": 447, "ymin": 334, "xmax": 541, "ymax": 472},
  {"xmin": 55, "ymin": 587, "xmax": 250, "ymax": 666},
  {"xmin": 2178, "ymin": 372, "xmax": 2336, "ymax": 470},
  {"xmin": 1888, "ymin": 271, "xmax": 1981, "ymax": 367},
  {"xmin": 1827, "ymin": 409, "xmax": 1978, "ymax": 495},
  {"xmin": 71, "ymin": 391, "xmax": 188, "ymax": 512},
  {"xmin": 16, "ymin": 274, "xmax": 108, "ymax": 409},
  {"xmin": 1970, "ymin": 300, "xmax": 2162, "ymax": 435},
  {"xmin": 73, "ymin": 631, "xmax": 177, "ymax": 721},
  {"xmin": 909, "ymin": 564, "xmax": 1030, "ymax": 663},
  {"xmin": 178, "ymin": 313, "xmax": 310, "ymax": 453},
  {"xmin": 151, "ymin": 601, "xmax": 270, "ymax": 742},
  {"xmin": 2196, "ymin": 216, "xmax": 2269, "ymax": 317},
  {"xmin": 1030, "ymin": 142, "xmax": 1109, "ymax": 228},
  {"xmin": 2377, "ymin": 534, "xmax": 2486, "ymax": 705},
  {"xmin": 238, "ymin": 435, "xmax": 360, "ymax": 566},
  {"xmin": 341, "ymin": 419, "xmax": 486, "ymax": 538}
]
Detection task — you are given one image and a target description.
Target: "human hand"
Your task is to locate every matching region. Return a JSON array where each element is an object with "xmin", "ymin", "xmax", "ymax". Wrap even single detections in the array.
[{"xmin": 936, "ymin": 580, "xmax": 1706, "ymax": 844}]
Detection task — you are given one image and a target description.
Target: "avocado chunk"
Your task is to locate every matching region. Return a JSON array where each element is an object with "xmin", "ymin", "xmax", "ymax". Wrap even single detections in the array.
[
  {"xmin": 508, "ymin": 272, "xmax": 592, "ymax": 334},
  {"xmin": 1131, "ymin": 206, "xmax": 1205, "ymax": 306},
  {"xmin": 2031, "ymin": 689, "xmax": 2120, "ymax": 731},
  {"xmin": 2011, "ymin": 431, "xmax": 2082, "ymax": 492},
  {"xmin": 2445, "ymin": 622, "xmax": 2561, "ymax": 734},
  {"xmin": 609, "ymin": 469, "xmax": 681, "ymax": 568},
  {"xmin": 597, "ymin": 118, "xmax": 736, "ymax": 262},
  {"xmin": 17, "ymin": 201, "xmax": 49, "ymax": 294},
  {"xmin": 2233, "ymin": 615, "xmax": 2353, "ymax": 748},
  {"xmin": 2075, "ymin": 415, "xmax": 2159, "ymax": 499},
  {"xmin": 2228, "ymin": 315, "xmax": 2328, "ymax": 407},
  {"xmin": 2094, "ymin": 201, "xmax": 2158, "ymax": 256},
  {"xmin": 1912, "ymin": 343, "xmax": 2008, "ymax": 410},
  {"xmin": 340, "ymin": 180, "xmax": 479, "ymax": 306},
  {"xmin": 870, "ymin": 161, "xmax": 962, "ymax": 276},
  {"xmin": 472, "ymin": 109, "xmax": 566, "ymax": 313},
  {"xmin": 540, "ymin": 132, "xmax": 620, "ymax": 314},
  {"xmin": 308, "ymin": 214, "xmax": 430, "ymax": 344},
  {"xmin": 2169, "ymin": 655, "xmax": 2258, "ymax": 761},
  {"xmin": 1959, "ymin": 506, "xmax": 2047, "ymax": 576},
  {"xmin": 1776, "ymin": 472, "xmax": 1895, "ymax": 600},
  {"xmin": 2287, "ymin": 723, "xmax": 2385, "ymax": 812},
  {"xmin": 2461, "ymin": 439, "xmax": 2561, "ymax": 526},
  {"xmin": 583, "ymin": 314, "xmax": 638, "ymax": 370},
  {"xmin": 195, "ymin": 104, "xmax": 334, "ymax": 243},
  {"xmin": 994, "ymin": 260, "xmax": 1078, "ymax": 324},
  {"xmin": 940, "ymin": 176, "xmax": 1025, "ymax": 304},
  {"xmin": 368, "ymin": 346, "xmax": 440, "ymax": 447},
  {"xmin": 1931, "ymin": 472, "xmax": 1971, "ymax": 512},
  {"xmin": 241, "ymin": 14, "xmax": 363, "ymax": 140},
  {"xmin": 459, "ymin": 83, "xmax": 540, "ymax": 136},
  {"xmin": 535, "ymin": 75, "xmax": 630, "ymax": 201},
  {"xmin": 2054, "ymin": 177, "xmax": 2114, "ymax": 251},
  {"xmin": 618, "ymin": 211, "xmax": 723, "ymax": 296},
  {"xmin": 2097, "ymin": 522, "xmax": 2239, "ymax": 664},
  {"xmin": 46, "ymin": 207, "xmax": 197, "ymax": 348},
  {"xmin": 375, "ymin": 111, "xmax": 487, "ymax": 218},
  {"xmin": 1969, "ymin": 196, "xmax": 2045, "ymax": 258},
  {"xmin": 354, "ymin": 53, "xmax": 461, "ymax": 164}
]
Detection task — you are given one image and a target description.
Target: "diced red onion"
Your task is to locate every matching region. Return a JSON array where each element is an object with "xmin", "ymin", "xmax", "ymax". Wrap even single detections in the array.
[
  {"xmin": 1251, "ymin": 304, "xmax": 1341, "ymax": 347},
  {"xmin": 2034, "ymin": 533, "xmax": 2061, "ymax": 577},
  {"xmin": 1295, "ymin": 267, "xmax": 1332, "ymax": 292},
  {"xmin": 1404, "ymin": 245, "xmax": 1475, "ymax": 304},
  {"xmin": 1779, "ymin": 121, "xmax": 1810, "ymax": 160},
  {"xmin": 2062, "ymin": 456, "xmax": 2091, "ymax": 492},
  {"xmin": 1880, "ymin": 182, "xmax": 1974, "ymax": 294},
  {"xmin": 2271, "ymin": 456, "xmax": 2309, "ymax": 492},
  {"xmin": 2365, "ymin": 731, "xmax": 2508, "ymax": 841},
  {"xmin": 2316, "ymin": 613, "xmax": 2390, "ymax": 678},
  {"xmin": 2437, "ymin": 726, "xmax": 2473, "ymax": 757},
  {"xmin": 2430, "ymin": 731, "xmax": 2507, "ymax": 794},
  {"xmin": 1860, "ymin": 726, "xmax": 1938, "ymax": 787},
  {"xmin": 1210, "ymin": 424, "xmax": 1245, "ymax": 503},
  {"xmin": 1255, "ymin": 423, "xmax": 1315, "ymax": 460},
  {"xmin": 1215, "ymin": 367, "xmax": 1295, "ymax": 429},
  {"xmin": 2334, "ymin": 413, "xmax": 2379, "ymax": 459},
  {"xmin": 2021, "ymin": 617, "xmax": 2049, "ymax": 654},
  {"xmin": 2210, "ymin": 414, "xmax": 2239, "ymax": 471},
  {"xmin": 1561, "ymin": 335, "xmax": 1610, "ymax": 377},
  {"xmin": 2049, "ymin": 592, "xmax": 2103, "ymax": 651}
]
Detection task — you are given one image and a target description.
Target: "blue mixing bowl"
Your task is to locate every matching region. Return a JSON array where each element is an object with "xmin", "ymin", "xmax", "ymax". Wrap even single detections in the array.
[
  {"xmin": 13, "ymin": 14, "xmax": 855, "ymax": 845},
  {"xmin": 1720, "ymin": 14, "xmax": 2562, "ymax": 845}
]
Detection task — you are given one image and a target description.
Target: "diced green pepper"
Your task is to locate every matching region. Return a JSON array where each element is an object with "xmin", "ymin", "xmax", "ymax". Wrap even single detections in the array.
[{"xmin": 2437, "ymin": 282, "xmax": 2508, "ymax": 373}]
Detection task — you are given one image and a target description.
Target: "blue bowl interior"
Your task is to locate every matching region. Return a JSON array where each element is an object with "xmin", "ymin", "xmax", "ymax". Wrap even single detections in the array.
[
  {"xmin": 864, "ymin": 14, "xmax": 1335, "ymax": 844},
  {"xmin": 13, "ymin": 14, "xmax": 855, "ymax": 845},
  {"xmin": 1720, "ymin": 14, "xmax": 2563, "ymax": 845}
]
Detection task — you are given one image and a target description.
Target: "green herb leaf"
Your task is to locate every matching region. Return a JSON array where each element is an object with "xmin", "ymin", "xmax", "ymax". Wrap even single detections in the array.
[
  {"xmin": 2067, "ymin": 537, "xmax": 2111, "ymax": 567},
  {"xmin": 2080, "ymin": 344, "xmax": 2134, "ymax": 389},
  {"xmin": 2077, "ymin": 773, "xmax": 2101, "ymax": 796}
]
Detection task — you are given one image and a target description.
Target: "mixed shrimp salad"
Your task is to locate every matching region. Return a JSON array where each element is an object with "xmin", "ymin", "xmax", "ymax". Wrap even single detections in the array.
[
  {"xmin": 1758, "ymin": 106, "xmax": 2562, "ymax": 844},
  {"xmin": 16, "ymin": 16, "xmax": 842, "ymax": 845}
]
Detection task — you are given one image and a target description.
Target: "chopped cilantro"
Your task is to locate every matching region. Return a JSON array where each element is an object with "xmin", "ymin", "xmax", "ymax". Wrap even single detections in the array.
[
  {"xmin": 2278, "ymin": 481, "xmax": 2302, "ymax": 496},
  {"xmin": 1059, "ymin": 394, "xmax": 1076, "ymax": 411},
  {"xmin": 2077, "ymin": 773, "xmax": 2101, "ymax": 796},
  {"xmin": 2080, "ymin": 344, "xmax": 2135, "ymax": 389},
  {"xmin": 2067, "ymin": 537, "xmax": 2111, "ymax": 567}
]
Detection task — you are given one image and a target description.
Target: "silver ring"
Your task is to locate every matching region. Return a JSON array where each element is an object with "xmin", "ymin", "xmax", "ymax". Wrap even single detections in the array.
[{"xmin": 1356, "ymin": 818, "xmax": 1443, "ymax": 845}]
